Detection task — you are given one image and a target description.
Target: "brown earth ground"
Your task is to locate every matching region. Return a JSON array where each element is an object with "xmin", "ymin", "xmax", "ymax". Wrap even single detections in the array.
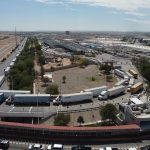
[
  {"xmin": 0, "ymin": 34, "xmax": 21, "ymax": 62},
  {"xmin": 42, "ymin": 109, "xmax": 101, "ymax": 126}
]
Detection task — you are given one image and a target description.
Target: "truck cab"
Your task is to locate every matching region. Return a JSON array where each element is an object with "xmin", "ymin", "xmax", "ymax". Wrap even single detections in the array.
[
  {"xmin": 53, "ymin": 96, "xmax": 61, "ymax": 106},
  {"xmin": 98, "ymin": 91, "xmax": 108, "ymax": 100}
]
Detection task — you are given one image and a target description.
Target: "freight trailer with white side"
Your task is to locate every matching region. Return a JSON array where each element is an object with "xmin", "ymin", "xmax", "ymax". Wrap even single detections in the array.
[
  {"xmin": 115, "ymin": 80, "xmax": 126, "ymax": 86},
  {"xmin": 98, "ymin": 85, "xmax": 125, "ymax": 100},
  {"xmin": 114, "ymin": 69, "xmax": 125, "ymax": 78},
  {"xmin": 14, "ymin": 94, "xmax": 51, "ymax": 105},
  {"xmin": 83, "ymin": 86, "xmax": 107, "ymax": 97},
  {"xmin": 4, "ymin": 67, "xmax": 10, "ymax": 75},
  {"xmin": 53, "ymin": 92, "xmax": 93, "ymax": 105},
  {"xmin": 0, "ymin": 90, "xmax": 31, "ymax": 98}
]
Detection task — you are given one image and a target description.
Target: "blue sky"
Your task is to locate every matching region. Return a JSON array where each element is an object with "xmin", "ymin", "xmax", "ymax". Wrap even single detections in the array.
[{"xmin": 0, "ymin": 0, "xmax": 150, "ymax": 31}]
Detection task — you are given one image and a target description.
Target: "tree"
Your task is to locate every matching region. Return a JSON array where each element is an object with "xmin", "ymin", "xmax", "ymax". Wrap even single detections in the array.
[
  {"xmin": 45, "ymin": 84, "xmax": 59, "ymax": 95},
  {"xmin": 43, "ymin": 77, "xmax": 49, "ymax": 86},
  {"xmin": 62, "ymin": 75, "xmax": 66, "ymax": 84},
  {"xmin": 54, "ymin": 113, "xmax": 70, "ymax": 126},
  {"xmin": 77, "ymin": 116, "xmax": 84, "ymax": 126},
  {"xmin": 79, "ymin": 58, "xmax": 88, "ymax": 66},
  {"xmin": 106, "ymin": 75, "xmax": 113, "ymax": 82},
  {"xmin": 100, "ymin": 104, "xmax": 117, "ymax": 122}
]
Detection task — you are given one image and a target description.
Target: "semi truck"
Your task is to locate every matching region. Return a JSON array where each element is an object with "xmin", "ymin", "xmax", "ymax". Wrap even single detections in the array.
[
  {"xmin": 127, "ymin": 78, "xmax": 135, "ymax": 91},
  {"xmin": 53, "ymin": 92, "xmax": 93, "ymax": 105},
  {"xmin": 98, "ymin": 85, "xmax": 125, "ymax": 100},
  {"xmin": 115, "ymin": 80, "xmax": 126, "ymax": 86},
  {"xmin": 130, "ymin": 82, "xmax": 143, "ymax": 94},
  {"xmin": 4, "ymin": 67, "xmax": 10, "ymax": 75},
  {"xmin": 126, "ymin": 71, "xmax": 133, "ymax": 78},
  {"xmin": 83, "ymin": 86, "xmax": 107, "ymax": 97},
  {"xmin": 114, "ymin": 69, "xmax": 125, "ymax": 78},
  {"xmin": 0, "ymin": 90, "xmax": 31, "ymax": 98},
  {"xmin": 129, "ymin": 69, "xmax": 138, "ymax": 79},
  {"xmin": 14, "ymin": 94, "xmax": 51, "ymax": 105}
]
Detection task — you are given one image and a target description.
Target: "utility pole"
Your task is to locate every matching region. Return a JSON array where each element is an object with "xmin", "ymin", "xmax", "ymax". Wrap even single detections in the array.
[{"xmin": 15, "ymin": 27, "xmax": 17, "ymax": 47}]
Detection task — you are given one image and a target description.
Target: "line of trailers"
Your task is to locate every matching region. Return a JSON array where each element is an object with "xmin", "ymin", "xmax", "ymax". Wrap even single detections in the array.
[
  {"xmin": 0, "ymin": 121, "xmax": 150, "ymax": 144},
  {"xmin": 0, "ymin": 85, "xmax": 126, "ymax": 106}
]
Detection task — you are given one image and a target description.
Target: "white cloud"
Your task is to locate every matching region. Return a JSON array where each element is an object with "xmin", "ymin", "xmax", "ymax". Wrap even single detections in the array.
[
  {"xmin": 33, "ymin": 0, "xmax": 150, "ymax": 16},
  {"xmin": 125, "ymin": 18, "xmax": 150, "ymax": 25}
]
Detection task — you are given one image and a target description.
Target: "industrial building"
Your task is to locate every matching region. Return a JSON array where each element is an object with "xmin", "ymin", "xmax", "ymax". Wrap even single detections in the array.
[{"xmin": 117, "ymin": 98, "xmax": 150, "ymax": 130}]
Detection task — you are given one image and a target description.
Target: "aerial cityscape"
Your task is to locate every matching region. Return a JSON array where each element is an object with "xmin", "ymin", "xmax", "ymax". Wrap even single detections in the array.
[{"xmin": 0, "ymin": 0, "xmax": 150, "ymax": 150}]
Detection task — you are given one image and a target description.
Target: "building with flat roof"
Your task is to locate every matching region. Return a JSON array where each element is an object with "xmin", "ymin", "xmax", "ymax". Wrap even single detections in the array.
[{"xmin": 117, "ymin": 97, "xmax": 150, "ymax": 130}]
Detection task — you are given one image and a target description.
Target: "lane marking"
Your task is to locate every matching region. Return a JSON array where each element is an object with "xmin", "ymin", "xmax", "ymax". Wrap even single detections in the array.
[
  {"xmin": 29, "ymin": 107, "xmax": 32, "ymax": 113},
  {"xmin": 9, "ymin": 106, "xmax": 15, "ymax": 112}
]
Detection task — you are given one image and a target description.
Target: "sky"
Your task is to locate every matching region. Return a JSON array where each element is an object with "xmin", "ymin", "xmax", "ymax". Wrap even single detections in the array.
[{"xmin": 0, "ymin": 0, "xmax": 150, "ymax": 31}]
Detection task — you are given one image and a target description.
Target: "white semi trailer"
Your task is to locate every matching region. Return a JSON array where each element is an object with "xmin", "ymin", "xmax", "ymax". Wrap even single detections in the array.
[
  {"xmin": 114, "ymin": 69, "xmax": 125, "ymax": 78},
  {"xmin": 53, "ymin": 92, "xmax": 93, "ymax": 105},
  {"xmin": 4, "ymin": 67, "xmax": 10, "ymax": 75},
  {"xmin": 83, "ymin": 86, "xmax": 107, "ymax": 97},
  {"xmin": 98, "ymin": 85, "xmax": 125, "ymax": 100},
  {"xmin": 115, "ymin": 80, "xmax": 126, "ymax": 86}
]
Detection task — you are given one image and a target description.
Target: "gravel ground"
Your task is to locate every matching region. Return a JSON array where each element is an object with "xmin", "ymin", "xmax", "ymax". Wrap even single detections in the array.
[
  {"xmin": 51, "ymin": 65, "xmax": 117, "ymax": 94},
  {"xmin": 41, "ymin": 109, "xmax": 101, "ymax": 126},
  {"xmin": 0, "ymin": 34, "xmax": 21, "ymax": 61}
]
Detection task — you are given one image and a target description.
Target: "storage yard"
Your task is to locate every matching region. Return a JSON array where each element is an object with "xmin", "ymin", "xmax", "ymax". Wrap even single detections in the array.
[{"xmin": 49, "ymin": 65, "xmax": 117, "ymax": 94}]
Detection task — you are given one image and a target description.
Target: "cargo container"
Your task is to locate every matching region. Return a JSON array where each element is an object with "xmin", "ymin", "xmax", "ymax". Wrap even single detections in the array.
[
  {"xmin": 129, "ymin": 69, "xmax": 138, "ymax": 79},
  {"xmin": 130, "ymin": 82, "xmax": 143, "ymax": 94},
  {"xmin": 98, "ymin": 86, "xmax": 125, "ymax": 100},
  {"xmin": 14, "ymin": 94, "xmax": 51, "ymax": 105},
  {"xmin": 83, "ymin": 86, "xmax": 107, "ymax": 97},
  {"xmin": 0, "ymin": 75, "xmax": 5, "ymax": 87},
  {"xmin": 53, "ymin": 92, "xmax": 93, "ymax": 104},
  {"xmin": 0, "ymin": 90, "xmax": 31, "ymax": 98},
  {"xmin": 114, "ymin": 69, "xmax": 125, "ymax": 78}
]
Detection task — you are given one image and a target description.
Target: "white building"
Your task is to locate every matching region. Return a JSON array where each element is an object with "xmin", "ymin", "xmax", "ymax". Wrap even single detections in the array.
[{"xmin": 117, "ymin": 97, "xmax": 150, "ymax": 130}]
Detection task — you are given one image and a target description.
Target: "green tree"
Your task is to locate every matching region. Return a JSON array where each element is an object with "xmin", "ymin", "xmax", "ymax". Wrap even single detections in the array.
[
  {"xmin": 77, "ymin": 116, "xmax": 84, "ymax": 126},
  {"xmin": 79, "ymin": 58, "xmax": 88, "ymax": 66},
  {"xmin": 100, "ymin": 104, "xmax": 117, "ymax": 122},
  {"xmin": 43, "ymin": 77, "xmax": 49, "ymax": 86},
  {"xmin": 106, "ymin": 75, "xmax": 113, "ymax": 82},
  {"xmin": 45, "ymin": 84, "xmax": 59, "ymax": 95},
  {"xmin": 62, "ymin": 75, "xmax": 66, "ymax": 84},
  {"xmin": 54, "ymin": 113, "xmax": 70, "ymax": 126}
]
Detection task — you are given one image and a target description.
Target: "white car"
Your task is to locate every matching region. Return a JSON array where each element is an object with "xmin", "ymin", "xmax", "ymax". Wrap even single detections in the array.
[
  {"xmin": 28, "ymin": 144, "xmax": 34, "ymax": 150},
  {"xmin": 33, "ymin": 144, "xmax": 44, "ymax": 150},
  {"xmin": 28, "ymin": 144, "xmax": 44, "ymax": 150},
  {"xmin": 47, "ymin": 145, "xmax": 52, "ymax": 150}
]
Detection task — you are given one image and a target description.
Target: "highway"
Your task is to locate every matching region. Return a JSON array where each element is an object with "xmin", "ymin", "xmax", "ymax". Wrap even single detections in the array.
[{"xmin": 0, "ymin": 37, "xmax": 27, "ymax": 76}]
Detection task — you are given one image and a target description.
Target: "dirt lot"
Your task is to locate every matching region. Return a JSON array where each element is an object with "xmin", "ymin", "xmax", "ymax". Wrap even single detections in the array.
[
  {"xmin": 44, "ymin": 58, "xmax": 71, "ymax": 70},
  {"xmin": 51, "ymin": 65, "xmax": 117, "ymax": 94},
  {"xmin": 0, "ymin": 33, "xmax": 21, "ymax": 61},
  {"xmin": 42, "ymin": 109, "xmax": 101, "ymax": 126}
]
